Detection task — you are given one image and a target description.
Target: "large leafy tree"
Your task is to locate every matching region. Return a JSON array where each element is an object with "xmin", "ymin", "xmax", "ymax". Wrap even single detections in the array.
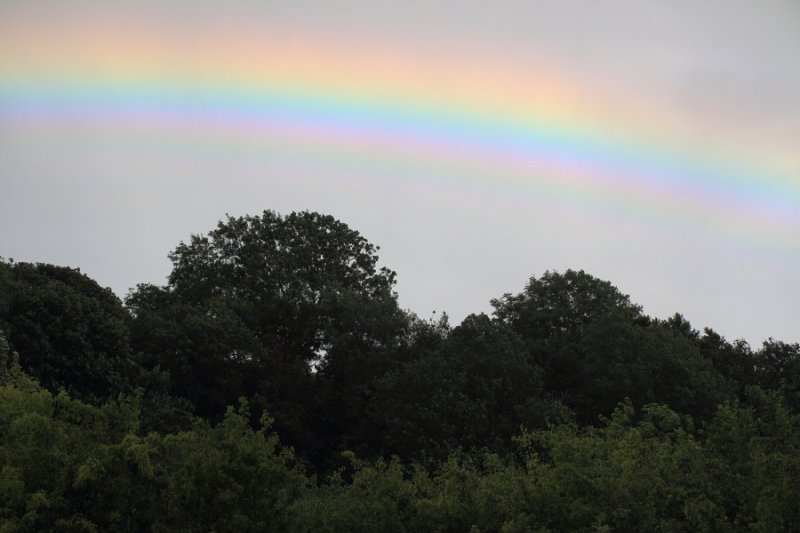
[
  {"xmin": 492, "ymin": 269, "xmax": 643, "ymax": 341},
  {"xmin": 127, "ymin": 211, "xmax": 407, "ymax": 461},
  {"xmin": 163, "ymin": 211, "xmax": 400, "ymax": 360},
  {"xmin": 492, "ymin": 270, "xmax": 643, "ymax": 419},
  {"xmin": 0, "ymin": 259, "xmax": 137, "ymax": 402},
  {"xmin": 493, "ymin": 270, "xmax": 729, "ymax": 422}
]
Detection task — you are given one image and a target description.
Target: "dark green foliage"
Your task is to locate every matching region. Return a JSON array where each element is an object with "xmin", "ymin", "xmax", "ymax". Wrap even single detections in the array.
[
  {"xmin": 291, "ymin": 456, "xmax": 424, "ymax": 532},
  {"xmin": 493, "ymin": 270, "xmax": 731, "ymax": 423},
  {"xmin": 0, "ymin": 260, "xmax": 138, "ymax": 403},
  {"xmin": 3, "ymin": 212, "xmax": 799, "ymax": 530},
  {"xmin": 371, "ymin": 313, "xmax": 550, "ymax": 462},
  {"xmin": 753, "ymin": 339, "xmax": 800, "ymax": 411},
  {"xmin": 126, "ymin": 211, "xmax": 407, "ymax": 466},
  {"xmin": 699, "ymin": 328, "xmax": 756, "ymax": 394},
  {"xmin": 0, "ymin": 370, "xmax": 305, "ymax": 532},
  {"xmin": 0, "ymin": 330, "xmax": 16, "ymax": 385},
  {"xmin": 163, "ymin": 210, "xmax": 399, "ymax": 365},
  {"xmin": 666, "ymin": 316, "xmax": 757, "ymax": 397},
  {"xmin": 492, "ymin": 269, "xmax": 643, "ymax": 340}
]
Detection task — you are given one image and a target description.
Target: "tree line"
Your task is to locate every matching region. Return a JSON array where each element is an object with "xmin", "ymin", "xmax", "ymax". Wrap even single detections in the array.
[{"xmin": 1, "ymin": 210, "xmax": 798, "ymax": 531}]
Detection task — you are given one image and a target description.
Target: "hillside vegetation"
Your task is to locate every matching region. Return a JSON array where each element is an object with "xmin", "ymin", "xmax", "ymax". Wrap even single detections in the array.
[{"xmin": 1, "ymin": 211, "xmax": 799, "ymax": 531}]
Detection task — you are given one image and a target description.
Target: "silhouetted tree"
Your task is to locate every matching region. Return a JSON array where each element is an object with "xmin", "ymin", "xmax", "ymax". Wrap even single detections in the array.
[
  {"xmin": 0, "ymin": 259, "xmax": 138, "ymax": 402},
  {"xmin": 126, "ymin": 211, "xmax": 407, "ymax": 465},
  {"xmin": 493, "ymin": 270, "xmax": 729, "ymax": 422}
]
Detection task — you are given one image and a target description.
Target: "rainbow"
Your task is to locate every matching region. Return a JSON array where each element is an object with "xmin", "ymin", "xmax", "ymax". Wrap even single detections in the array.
[{"xmin": 1, "ymin": 22, "xmax": 798, "ymax": 253}]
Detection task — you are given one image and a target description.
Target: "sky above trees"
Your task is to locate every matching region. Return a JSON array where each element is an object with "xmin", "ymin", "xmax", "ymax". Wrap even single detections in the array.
[{"xmin": 1, "ymin": 0, "xmax": 798, "ymax": 345}]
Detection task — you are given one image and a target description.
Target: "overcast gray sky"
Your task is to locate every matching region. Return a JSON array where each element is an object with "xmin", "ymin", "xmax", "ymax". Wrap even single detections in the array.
[{"xmin": 1, "ymin": 1, "xmax": 798, "ymax": 345}]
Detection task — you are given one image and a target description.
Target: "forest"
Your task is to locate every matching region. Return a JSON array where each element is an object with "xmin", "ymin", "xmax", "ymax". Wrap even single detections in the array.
[{"xmin": 1, "ymin": 210, "xmax": 799, "ymax": 532}]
